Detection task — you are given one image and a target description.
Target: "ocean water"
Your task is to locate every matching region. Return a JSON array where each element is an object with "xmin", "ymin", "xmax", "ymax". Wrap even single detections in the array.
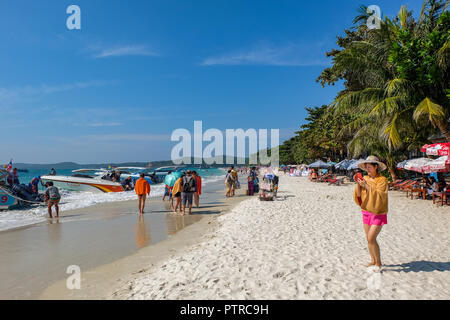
[{"xmin": 0, "ymin": 167, "xmax": 225, "ymax": 232}]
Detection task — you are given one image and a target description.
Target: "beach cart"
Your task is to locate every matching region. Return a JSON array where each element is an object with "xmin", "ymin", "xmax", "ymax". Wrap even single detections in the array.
[{"xmin": 258, "ymin": 173, "xmax": 279, "ymax": 201}]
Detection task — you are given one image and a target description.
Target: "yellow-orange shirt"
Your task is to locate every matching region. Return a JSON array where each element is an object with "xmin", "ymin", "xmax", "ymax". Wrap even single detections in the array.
[{"xmin": 353, "ymin": 174, "xmax": 388, "ymax": 214}]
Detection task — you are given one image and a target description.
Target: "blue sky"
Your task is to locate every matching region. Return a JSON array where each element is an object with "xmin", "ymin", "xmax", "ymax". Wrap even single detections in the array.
[{"xmin": 0, "ymin": 0, "xmax": 423, "ymax": 163}]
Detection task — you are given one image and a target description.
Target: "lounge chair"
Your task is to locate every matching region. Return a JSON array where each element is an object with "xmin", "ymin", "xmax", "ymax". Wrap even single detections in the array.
[
  {"xmin": 328, "ymin": 177, "xmax": 344, "ymax": 186},
  {"xmin": 391, "ymin": 179, "xmax": 411, "ymax": 190},
  {"xmin": 395, "ymin": 180, "xmax": 416, "ymax": 191}
]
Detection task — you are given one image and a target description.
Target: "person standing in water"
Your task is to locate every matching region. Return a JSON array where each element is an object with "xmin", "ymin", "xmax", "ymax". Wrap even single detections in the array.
[
  {"xmin": 135, "ymin": 173, "xmax": 150, "ymax": 214},
  {"xmin": 180, "ymin": 170, "xmax": 197, "ymax": 215},
  {"xmin": 44, "ymin": 182, "xmax": 61, "ymax": 218},
  {"xmin": 353, "ymin": 156, "xmax": 388, "ymax": 271}
]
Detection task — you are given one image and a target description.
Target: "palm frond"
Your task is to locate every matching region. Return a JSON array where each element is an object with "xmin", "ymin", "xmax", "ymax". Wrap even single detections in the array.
[{"xmin": 413, "ymin": 97, "xmax": 446, "ymax": 126}]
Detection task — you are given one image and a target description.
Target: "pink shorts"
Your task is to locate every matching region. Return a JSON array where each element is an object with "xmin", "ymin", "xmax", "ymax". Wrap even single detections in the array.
[{"xmin": 362, "ymin": 210, "xmax": 387, "ymax": 226}]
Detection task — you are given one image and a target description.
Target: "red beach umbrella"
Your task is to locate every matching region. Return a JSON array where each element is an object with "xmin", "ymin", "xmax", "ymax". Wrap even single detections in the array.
[{"xmin": 420, "ymin": 143, "xmax": 450, "ymax": 156}]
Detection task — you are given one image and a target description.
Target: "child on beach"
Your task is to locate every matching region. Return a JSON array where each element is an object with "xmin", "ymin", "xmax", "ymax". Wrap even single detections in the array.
[
  {"xmin": 353, "ymin": 155, "xmax": 388, "ymax": 271},
  {"xmin": 135, "ymin": 173, "xmax": 150, "ymax": 214},
  {"xmin": 44, "ymin": 182, "xmax": 61, "ymax": 218}
]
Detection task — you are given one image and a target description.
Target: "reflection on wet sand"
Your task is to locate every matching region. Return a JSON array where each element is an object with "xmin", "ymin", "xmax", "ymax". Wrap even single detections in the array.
[
  {"xmin": 165, "ymin": 214, "xmax": 202, "ymax": 236},
  {"xmin": 135, "ymin": 215, "xmax": 150, "ymax": 249}
]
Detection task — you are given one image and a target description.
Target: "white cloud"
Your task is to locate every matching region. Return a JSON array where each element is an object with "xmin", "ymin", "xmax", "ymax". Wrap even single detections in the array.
[
  {"xmin": 201, "ymin": 42, "xmax": 329, "ymax": 66},
  {"xmin": 93, "ymin": 45, "xmax": 158, "ymax": 58}
]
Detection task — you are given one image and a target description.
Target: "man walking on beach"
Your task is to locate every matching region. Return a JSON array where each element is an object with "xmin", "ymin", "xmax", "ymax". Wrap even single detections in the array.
[
  {"xmin": 135, "ymin": 173, "xmax": 150, "ymax": 214},
  {"xmin": 180, "ymin": 170, "xmax": 197, "ymax": 215}
]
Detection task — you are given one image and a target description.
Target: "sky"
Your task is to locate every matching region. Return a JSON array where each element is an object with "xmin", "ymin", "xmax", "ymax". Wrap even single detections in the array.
[{"xmin": 0, "ymin": 0, "xmax": 423, "ymax": 164}]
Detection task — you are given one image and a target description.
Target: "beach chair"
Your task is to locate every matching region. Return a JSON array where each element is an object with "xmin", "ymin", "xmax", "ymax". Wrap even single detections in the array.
[
  {"xmin": 388, "ymin": 179, "xmax": 404, "ymax": 190},
  {"xmin": 328, "ymin": 177, "xmax": 344, "ymax": 186},
  {"xmin": 401, "ymin": 181, "xmax": 420, "ymax": 195},
  {"xmin": 393, "ymin": 180, "xmax": 415, "ymax": 191}
]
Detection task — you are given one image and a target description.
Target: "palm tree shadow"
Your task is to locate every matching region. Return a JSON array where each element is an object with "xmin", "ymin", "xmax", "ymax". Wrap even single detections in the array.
[{"xmin": 384, "ymin": 261, "xmax": 450, "ymax": 273}]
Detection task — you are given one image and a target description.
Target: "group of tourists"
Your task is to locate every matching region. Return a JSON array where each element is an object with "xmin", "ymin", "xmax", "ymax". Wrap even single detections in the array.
[
  {"xmin": 223, "ymin": 166, "xmax": 261, "ymax": 197},
  {"xmin": 135, "ymin": 170, "xmax": 202, "ymax": 215}
]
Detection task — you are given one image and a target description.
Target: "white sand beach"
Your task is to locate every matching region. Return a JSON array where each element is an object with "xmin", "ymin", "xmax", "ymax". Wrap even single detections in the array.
[{"xmin": 112, "ymin": 174, "xmax": 450, "ymax": 300}]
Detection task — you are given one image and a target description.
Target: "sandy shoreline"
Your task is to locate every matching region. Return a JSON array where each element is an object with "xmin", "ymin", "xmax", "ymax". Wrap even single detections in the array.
[
  {"xmin": 110, "ymin": 175, "xmax": 450, "ymax": 300},
  {"xmin": 39, "ymin": 185, "xmax": 248, "ymax": 299}
]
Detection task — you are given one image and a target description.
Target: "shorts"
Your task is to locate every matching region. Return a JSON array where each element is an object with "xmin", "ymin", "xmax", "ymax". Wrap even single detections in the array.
[
  {"xmin": 49, "ymin": 197, "xmax": 60, "ymax": 205},
  {"xmin": 174, "ymin": 192, "xmax": 181, "ymax": 198},
  {"xmin": 181, "ymin": 192, "xmax": 193, "ymax": 206},
  {"xmin": 164, "ymin": 187, "xmax": 170, "ymax": 196},
  {"xmin": 362, "ymin": 210, "xmax": 387, "ymax": 226}
]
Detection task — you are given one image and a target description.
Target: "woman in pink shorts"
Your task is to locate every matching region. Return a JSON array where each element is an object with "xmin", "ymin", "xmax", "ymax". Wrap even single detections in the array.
[{"xmin": 354, "ymin": 156, "xmax": 388, "ymax": 269}]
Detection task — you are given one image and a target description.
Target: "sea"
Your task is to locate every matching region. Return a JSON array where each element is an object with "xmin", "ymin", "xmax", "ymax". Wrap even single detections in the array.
[{"xmin": 0, "ymin": 167, "xmax": 226, "ymax": 232}]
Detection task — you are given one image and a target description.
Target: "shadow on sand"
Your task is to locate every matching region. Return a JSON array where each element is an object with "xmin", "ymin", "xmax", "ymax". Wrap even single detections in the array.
[{"xmin": 384, "ymin": 261, "xmax": 450, "ymax": 273}]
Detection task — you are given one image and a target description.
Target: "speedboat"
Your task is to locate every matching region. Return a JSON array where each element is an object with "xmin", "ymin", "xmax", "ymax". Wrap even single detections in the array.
[
  {"xmin": 116, "ymin": 167, "xmax": 166, "ymax": 184},
  {"xmin": 41, "ymin": 169, "xmax": 124, "ymax": 193}
]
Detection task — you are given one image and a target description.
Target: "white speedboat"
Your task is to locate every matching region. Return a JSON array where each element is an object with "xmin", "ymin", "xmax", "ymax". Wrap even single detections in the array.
[{"xmin": 41, "ymin": 169, "xmax": 124, "ymax": 193}]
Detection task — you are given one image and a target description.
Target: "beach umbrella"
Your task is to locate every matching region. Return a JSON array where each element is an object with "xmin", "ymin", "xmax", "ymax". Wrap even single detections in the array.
[
  {"xmin": 346, "ymin": 159, "xmax": 365, "ymax": 171},
  {"xmin": 308, "ymin": 160, "xmax": 330, "ymax": 169},
  {"xmin": 335, "ymin": 159, "xmax": 350, "ymax": 169},
  {"xmin": 420, "ymin": 143, "xmax": 450, "ymax": 156},
  {"xmin": 423, "ymin": 156, "xmax": 450, "ymax": 173},
  {"xmin": 403, "ymin": 157, "xmax": 433, "ymax": 173},
  {"xmin": 396, "ymin": 160, "xmax": 408, "ymax": 170},
  {"xmin": 164, "ymin": 172, "xmax": 182, "ymax": 187}
]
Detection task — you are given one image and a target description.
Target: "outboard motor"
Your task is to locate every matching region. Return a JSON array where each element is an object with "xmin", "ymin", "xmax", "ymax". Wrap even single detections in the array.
[{"xmin": 11, "ymin": 184, "xmax": 37, "ymax": 202}]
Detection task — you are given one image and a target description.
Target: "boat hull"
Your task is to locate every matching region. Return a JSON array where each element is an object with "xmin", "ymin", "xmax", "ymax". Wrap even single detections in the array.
[
  {"xmin": 41, "ymin": 175, "xmax": 124, "ymax": 193},
  {"xmin": 0, "ymin": 189, "xmax": 19, "ymax": 210}
]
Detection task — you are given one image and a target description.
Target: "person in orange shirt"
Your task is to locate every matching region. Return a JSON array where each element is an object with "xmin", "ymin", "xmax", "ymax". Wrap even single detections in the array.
[
  {"xmin": 135, "ymin": 173, "xmax": 151, "ymax": 214},
  {"xmin": 192, "ymin": 171, "xmax": 202, "ymax": 208}
]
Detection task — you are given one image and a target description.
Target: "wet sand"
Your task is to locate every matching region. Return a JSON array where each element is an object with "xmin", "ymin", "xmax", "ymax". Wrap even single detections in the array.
[{"xmin": 0, "ymin": 179, "xmax": 245, "ymax": 299}]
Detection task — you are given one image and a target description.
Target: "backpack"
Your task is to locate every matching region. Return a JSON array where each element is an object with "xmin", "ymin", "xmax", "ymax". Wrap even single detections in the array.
[{"xmin": 182, "ymin": 176, "xmax": 196, "ymax": 192}]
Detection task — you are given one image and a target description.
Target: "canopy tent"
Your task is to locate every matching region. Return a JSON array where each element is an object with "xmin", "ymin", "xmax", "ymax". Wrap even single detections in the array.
[
  {"xmin": 346, "ymin": 159, "xmax": 365, "ymax": 171},
  {"xmin": 421, "ymin": 143, "xmax": 450, "ymax": 156},
  {"xmin": 308, "ymin": 160, "xmax": 330, "ymax": 169}
]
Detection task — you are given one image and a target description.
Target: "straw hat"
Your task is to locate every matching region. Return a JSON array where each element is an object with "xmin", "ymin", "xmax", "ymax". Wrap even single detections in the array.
[{"xmin": 358, "ymin": 155, "xmax": 387, "ymax": 172}]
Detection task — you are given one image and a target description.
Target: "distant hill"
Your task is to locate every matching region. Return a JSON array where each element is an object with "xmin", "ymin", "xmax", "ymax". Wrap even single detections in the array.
[{"xmin": 10, "ymin": 154, "xmax": 270, "ymax": 170}]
